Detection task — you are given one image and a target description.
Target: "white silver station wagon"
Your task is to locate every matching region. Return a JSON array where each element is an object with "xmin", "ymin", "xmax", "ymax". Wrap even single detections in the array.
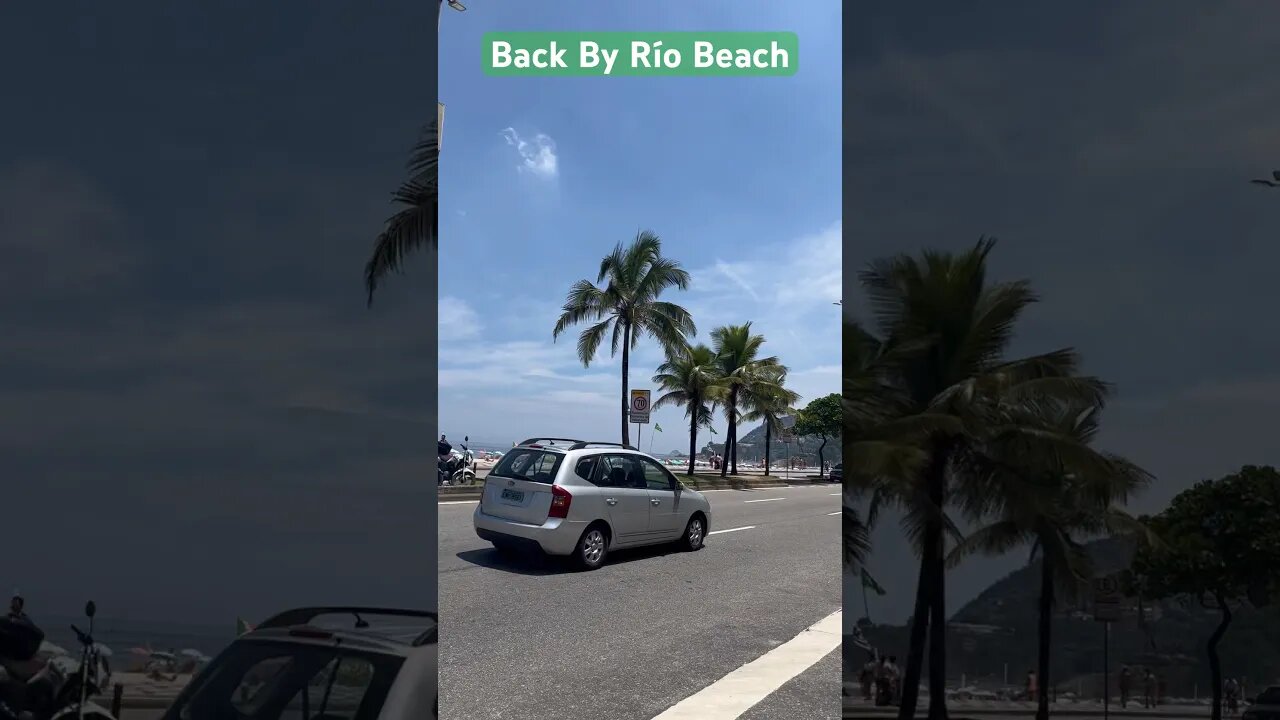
[{"xmin": 473, "ymin": 439, "xmax": 712, "ymax": 569}]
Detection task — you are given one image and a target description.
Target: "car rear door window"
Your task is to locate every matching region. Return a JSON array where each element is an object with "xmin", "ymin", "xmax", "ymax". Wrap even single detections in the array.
[{"xmin": 598, "ymin": 455, "xmax": 644, "ymax": 488}]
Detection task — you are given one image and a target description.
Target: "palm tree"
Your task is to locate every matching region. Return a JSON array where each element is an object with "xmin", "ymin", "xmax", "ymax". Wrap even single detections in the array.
[
  {"xmin": 553, "ymin": 232, "xmax": 695, "ymax": 446},
  {"xmin": 949, "ymin": 401, "xmax": 1153, "ymax": 720},
  {"xmin": 841, "ymin": 319, "xmax": 934, "ymax": 578},
  {"xmin": 741, "ymin": 366, "xmax": 800, "ymax": 476},
  {"xmin": 653, "ymin": 343, "xmax": 722, "ymax": 476},
  {"xmin": 364, "ymin": 121, "xmax": 438, "ymax": 304},
  {"xmin": 709, "ymin": 323, "xmax": 782, "ymax": 477},
  {"xmin": 855, "ymin": 238, "xmax": 1109, "ymax": 720}
]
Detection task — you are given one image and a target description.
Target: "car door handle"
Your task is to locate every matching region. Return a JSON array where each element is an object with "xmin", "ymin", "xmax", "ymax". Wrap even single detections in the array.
[
  {"xmin": 605, "ymin": 498, "xmax": 618, "ymax": 506},
  {"xmin": 651, "ymin": 498, "xmax": 661, "ymax": 506}
]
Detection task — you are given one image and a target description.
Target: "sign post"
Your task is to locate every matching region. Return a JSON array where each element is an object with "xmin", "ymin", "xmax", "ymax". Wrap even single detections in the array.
[
  {"xmin": 629, "ymin": 389, "xmax": 650, "ymax": 448},
  {"xmin": 1093, "ymin": 575, "xmax": 1122, "ymax": 720}
]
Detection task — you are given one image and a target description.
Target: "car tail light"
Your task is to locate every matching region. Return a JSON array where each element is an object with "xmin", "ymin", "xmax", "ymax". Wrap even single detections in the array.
[{"xmin": 549, "ymin": 484, "xmax": 572, "ymax": 519}]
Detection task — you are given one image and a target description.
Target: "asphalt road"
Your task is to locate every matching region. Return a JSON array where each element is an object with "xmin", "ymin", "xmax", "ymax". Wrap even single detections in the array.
[{"xmin": 438, "ymin": 483, "xmax": 843, "ymax": 719}]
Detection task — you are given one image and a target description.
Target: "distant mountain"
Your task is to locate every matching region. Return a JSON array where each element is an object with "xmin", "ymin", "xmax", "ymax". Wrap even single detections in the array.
[
  {"xmin": 732, "ymin": 419, "xmax": 842, "ymax": 465},
  {"xmin": 850, "ymin": 537, "xmax": 1280, "ymax": 695}
]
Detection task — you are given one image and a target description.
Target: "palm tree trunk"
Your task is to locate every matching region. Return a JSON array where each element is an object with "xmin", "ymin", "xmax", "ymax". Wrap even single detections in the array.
[
  {"xmin": 763, "ymin": 422, "xmax": 772, "ymax": 476},
  {"xmin": 688, "ymin": 413, "xmax": 697, "ymax": 477},
  {"xmin": 727, "ymin": 389, "xmax": 737, "ymax": 474},
  {"xmin": 925, "ymin": 451, "xmax": 949, "ymax": 720},
  {"xmin": 818, "ymin": 436, "xmax": 828, "ymax": 478},
  {"xmin": 927, "ymin": 549, "xmax": 948, "ymax": 720},
  {"xmin": 1208, "ymin": 591, "xmax": 1232, "ymax": 720},
  {"xmin": 621, "ymin": 322, "xmax": 631, "ymax": 446},
  {"xmin": 898, "ymin": 546, "xmax": 933, "ymax": 720},
  {"xmin": 1036, "ymin": 557, "xmax": 1054, "ymax": 720},
  {"xmin": 729, "ymin": 404, "xmax": 739, "ymax": 475}
]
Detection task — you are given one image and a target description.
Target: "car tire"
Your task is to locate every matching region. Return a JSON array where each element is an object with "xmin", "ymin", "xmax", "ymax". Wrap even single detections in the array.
[
  {"xmin": 574, "ymin": 525, "xmax": 609, "ymax": 570},
  {"xmin": 681, "ymin": 515, "xmax": 706, "ymax": 552}
]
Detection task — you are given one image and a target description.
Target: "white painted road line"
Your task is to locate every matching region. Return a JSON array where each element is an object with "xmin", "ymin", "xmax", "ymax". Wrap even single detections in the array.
[
  {"xmin": 742, "ymin": 497, "xmax": 785, "ymax": 504},
  {"xmin": 827, "ymin": 511, "xmax": 841, "ymax": 516},
  {"xmin": 707, "ymin": 525, "xmax": 755, "ymax": 536},
  {"xmin": 649, "ymin": 610, "xmax": 843, "ymax": 719},
  {"xmin": 439, "ymin": 500, "xmax": 479, "ymax": 505},
  {"xmin": 829, "ymin": 492, "xmax": 841, "ymax": 496}
]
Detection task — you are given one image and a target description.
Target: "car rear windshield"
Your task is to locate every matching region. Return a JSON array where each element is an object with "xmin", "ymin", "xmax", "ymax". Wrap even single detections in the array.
[
  {"xmin": 170, "ymin": 638, "xmax": 404, "ymax": 720},
  {"xmin": 489, "ymin": 448, "xmax": 565, "ymax": 484}
]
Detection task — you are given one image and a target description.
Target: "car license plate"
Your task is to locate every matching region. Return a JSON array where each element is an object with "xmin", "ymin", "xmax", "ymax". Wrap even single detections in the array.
[{"xmin": 500, "ymin": 488, "xmax": 525, "ymax": 503}]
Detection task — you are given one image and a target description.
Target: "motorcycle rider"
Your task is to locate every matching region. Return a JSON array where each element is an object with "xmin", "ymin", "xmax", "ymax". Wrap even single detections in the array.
[
  {"xmin": 0, "ymin": 594, "xmax": 50, "ymax": 717},
  {"xmin": 438, "ymin": 434, "xmax": 454, "ymax": 484},
  {"xmin": 6, "ymin": 596, "xmax": 27, "ymax": 623}
]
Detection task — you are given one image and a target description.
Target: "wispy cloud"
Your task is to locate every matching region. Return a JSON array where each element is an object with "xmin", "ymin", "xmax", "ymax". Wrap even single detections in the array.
[
  {"xmin": 439, "ymin": 296, "xmax": 481, "ymax": 341},
  {"xmin": 500, "ymin": 128, "xmax": 558, "ymax": 179}
]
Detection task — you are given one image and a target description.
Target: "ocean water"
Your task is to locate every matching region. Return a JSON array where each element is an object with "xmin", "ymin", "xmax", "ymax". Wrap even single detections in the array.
[{"xmin": 40, "ymin": 615, "xmax": 233, "ymax": 666}]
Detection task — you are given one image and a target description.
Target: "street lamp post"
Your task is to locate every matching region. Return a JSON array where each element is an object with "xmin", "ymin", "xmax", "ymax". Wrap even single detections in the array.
[{"xmin": 438, "ymin": 1, "xmax": 465, "ymax": 148}]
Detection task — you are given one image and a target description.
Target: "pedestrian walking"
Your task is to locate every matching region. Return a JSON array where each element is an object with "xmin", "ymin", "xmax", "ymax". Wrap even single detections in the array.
[
  {"xmin": 1226, "ymin": 677, "xmax": 1240, "ymax": 715},
  {"xmin": 875, "ymin": 657, "xmax": 891, "ymax": 706},
  {"xmin": 1027, "ymin": 669, "xmax": 1038, "ymax": 702},
  {"xmin": 860, "ymin": 656, "xmax": 876, "ymax": 701},
  {"xmin": 886, "ymin": 656, "xmax": 901, "ymax": 704},
  {"xmin": 1119, "ymin": 666, "xmax": 1132, "ymax": 708},
  {"xmin": 1143, "ymin": 668, "xmax": 1157, "ymax": 708}
]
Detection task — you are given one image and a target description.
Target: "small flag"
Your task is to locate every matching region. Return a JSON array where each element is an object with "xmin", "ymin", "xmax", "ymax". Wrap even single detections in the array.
[
  {"xmin": 861, "ymin": 568, "xmax": 887, "ymax": 596},
  {"xmin": 654, "ymin": 423, "xmax": 663, "ymax": 433},
  {"xmin": 236, "ymin": 618, "xmax": 255, "ymax": 636},
  {"xmin": 709, "ymin": 426, "xmax": 717, "ymax": 435}
]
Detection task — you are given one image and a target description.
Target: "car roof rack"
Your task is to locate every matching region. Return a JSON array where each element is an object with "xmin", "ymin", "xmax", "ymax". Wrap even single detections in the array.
[
  {"xmin": 568, "ymin": 441, "xmax": 637, "ymax": 450},
  {"xmin": 257, "ymin": 606, "xmax": 438, "ymax": 647},
  {"xmin": 516, "ymin": 437, "xmax": 583, "ymax": 448}
]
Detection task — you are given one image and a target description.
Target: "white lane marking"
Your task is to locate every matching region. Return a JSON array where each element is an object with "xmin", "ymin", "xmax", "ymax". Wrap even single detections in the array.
[
  {"xmin": 707, "ymin": 525, "xmax": 755, "ymax": 536},
  {"xmin": 439, "ymin": 500, "xmax": 479, "ymax": 505},
  {"xmin": 649, "ymin": 610, "xmax": 843, "ymax": 719},
  {"xmin": 743, "ymin": 497, "xmax": 785, "ymax": 504},
  {"xmin": 829, "ymin": 492, "xmax": 841, "ymax": 496},
  {"xmin": 827, "ymin": 511, "xmax": 841, "ymax": 516}
]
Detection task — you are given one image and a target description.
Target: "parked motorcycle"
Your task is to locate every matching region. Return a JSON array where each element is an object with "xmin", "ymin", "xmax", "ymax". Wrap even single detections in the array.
[
  {"xmin": 0, "ymin": 601, "xmax": 117, "ymax": 720},
  {"xmin": 438, "ymin": 437, "xmax": 476, "ymax": 486}
]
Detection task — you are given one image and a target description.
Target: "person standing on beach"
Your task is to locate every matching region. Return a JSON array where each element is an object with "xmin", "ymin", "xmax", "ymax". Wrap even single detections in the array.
[
  {"xmin": 1119, "ymin": 666, "xmax": 1132, "ymax": 708},
  {"xmin": 1026, "ymin": 670, "xmax": 1038, "ymax": 702},
  {"xmin": 1143, "ymin": 668, "xmax": 1157, "ymax": 708}
]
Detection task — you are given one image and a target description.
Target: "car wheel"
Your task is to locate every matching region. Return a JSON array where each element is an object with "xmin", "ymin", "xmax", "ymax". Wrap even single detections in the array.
[
  {"xmin": 681, "ymin": 515, "xmax": 705, "ymax": 551},
  {"xmin": 575, "ymin": 525, "xmax": 609, "ymax": 570}
]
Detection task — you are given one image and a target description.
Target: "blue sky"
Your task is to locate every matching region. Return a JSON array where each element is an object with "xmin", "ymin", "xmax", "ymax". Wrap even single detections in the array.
[
  {"xmin": 438, "ymin": 1, "xmax": 842, "ymax": 453},
  {"xmin": 1, "ymin": 2, "xmax": 437, "ymax": 622},
  {"xmin": 842, "ymin": 2, "xmax": 1280, "ymax": 624}
]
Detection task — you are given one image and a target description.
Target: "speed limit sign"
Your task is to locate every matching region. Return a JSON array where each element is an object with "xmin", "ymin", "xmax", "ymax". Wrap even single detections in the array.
[{"xmin": 630, "ymin": 389, "xmax": 651, "ymax": 424}]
